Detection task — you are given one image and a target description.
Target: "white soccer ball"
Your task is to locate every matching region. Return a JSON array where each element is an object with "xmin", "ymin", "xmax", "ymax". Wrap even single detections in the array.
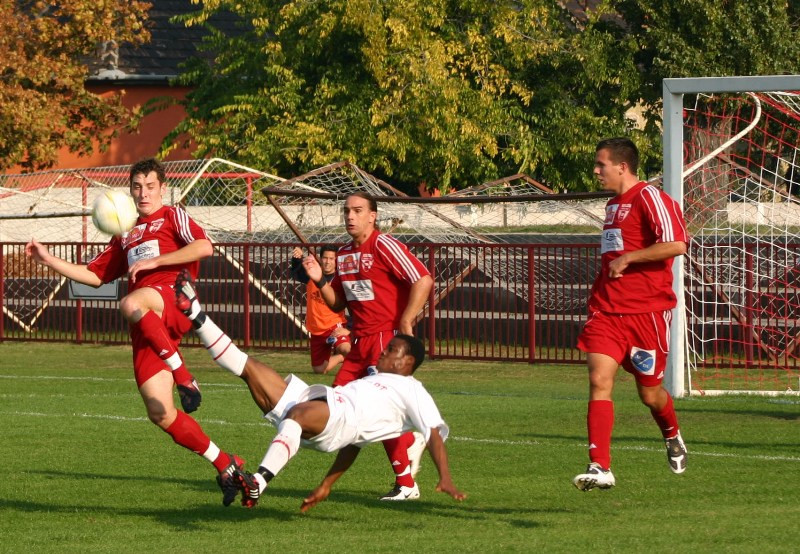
[{"xmin": 91, "ymin": 189, "xmax": 139, "ymax": 236}]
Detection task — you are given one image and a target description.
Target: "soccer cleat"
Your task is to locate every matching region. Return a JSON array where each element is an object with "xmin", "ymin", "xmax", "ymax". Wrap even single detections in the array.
[
  {"xmin": 176, "ymin": 377, "xmax": 202, "ymax": 413},
  {"xmin": 665, "ymin": 431, "xmax": 688, "ymax": 474},
  {"xmin": 379, "ymin": 483, "xmax": 420, "ymax": 501},
  {"xmin": 572, "ymin": 462, "xmax": 616, "ymax": 491},
  {"xmin": 174, "ymin": 268, "xmax": 199, "ymax": 318},
  {"xmin": 216, "ymin": 454, "xmax": 246, "ymax": 507},
  {"xmin": 407, "ymin": 431, "xmax": 427, "ymax": 479},
  {"xmin": 234, "ymin": 469, "xmax": 262, "ymax": 508}
]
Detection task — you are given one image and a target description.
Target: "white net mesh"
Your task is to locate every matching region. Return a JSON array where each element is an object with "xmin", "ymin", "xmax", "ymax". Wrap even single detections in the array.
[
  {"xmin": 2, "ymin": 158, "xmax": 609, "ymax": 339},
  {"xmin": 682, "ymin": 91, "xmax": 800, "ymax": 393}
]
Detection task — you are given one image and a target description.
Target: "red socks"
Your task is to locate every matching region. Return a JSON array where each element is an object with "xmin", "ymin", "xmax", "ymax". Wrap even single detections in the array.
[
  {"xmin": 383, "ymin": 432, "xmax": 416, "ymax": 487},
  {"xmin": 134, "ymin": 310, "xmax": 190, "ymax": 381},
  {"xmin": 164, "ymin": 410, "xmax": 211, "ymax": 456},
  {"xmin": 587, "ymin": 400, "xmax": 614, "ymax": 470},
  {"xmin": 651, "ymin": 393, "xmax": 680, "ymax": 439}
]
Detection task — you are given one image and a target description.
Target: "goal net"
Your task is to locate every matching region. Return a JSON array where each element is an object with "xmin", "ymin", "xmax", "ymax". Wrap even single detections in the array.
[
  {"xmin": 666, "ymin": 76, "xmax": 800, "ymax": 395},
  {"xmin": 2, "ymin": 158, "xmax": 609, "ymax": 355}
]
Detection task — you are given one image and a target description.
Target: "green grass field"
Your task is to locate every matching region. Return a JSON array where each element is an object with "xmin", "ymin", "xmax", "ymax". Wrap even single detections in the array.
[{"xmin": 2, "ymin": 342, "xmax": 798, "ymax": 553}]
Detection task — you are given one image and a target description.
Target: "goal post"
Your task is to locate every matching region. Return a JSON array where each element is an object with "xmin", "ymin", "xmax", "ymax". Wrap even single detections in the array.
[{"xmin": 663, "ymin": 75, "xmax": 800, "ymax": 397}]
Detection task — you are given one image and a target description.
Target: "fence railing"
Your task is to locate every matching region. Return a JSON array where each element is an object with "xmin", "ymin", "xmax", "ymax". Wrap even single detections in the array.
[{"xmin": 2, "ymin": 241, "xmax": 601, "ymax": 364}]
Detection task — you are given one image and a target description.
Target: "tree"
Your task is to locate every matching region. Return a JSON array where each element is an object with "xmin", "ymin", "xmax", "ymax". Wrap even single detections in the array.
[
  {"xmin": 0, "ymin": 1, "xmax": 150, "ymax": 171},
  {"xmin": 166, "ymin": 0, "xmax": 800, "ymax": 193}
]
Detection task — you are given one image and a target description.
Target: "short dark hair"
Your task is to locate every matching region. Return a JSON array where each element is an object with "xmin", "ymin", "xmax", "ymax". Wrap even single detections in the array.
[
  {"xmin": 395, "ymin": 334, "xmax": 425, "ymax": 372},
  {"xmin": 596, "ymin": 137, "xmax": 639, "ymax": 174},
  {"xmin": 129, "ymin": 158, "xmax": 166, "ymax": 185},
  {"xmin": 319, "ymin": 244, "xmax": 338, "ymax": 256}
]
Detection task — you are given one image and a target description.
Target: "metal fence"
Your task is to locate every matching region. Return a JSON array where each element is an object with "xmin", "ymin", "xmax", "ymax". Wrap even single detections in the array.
[{"xmin": 1, "ymin": 241, "xmax": 600, "ymax": 364}]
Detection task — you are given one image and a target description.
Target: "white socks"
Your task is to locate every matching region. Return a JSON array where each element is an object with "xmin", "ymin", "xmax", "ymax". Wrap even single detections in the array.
[
  {"xmin": 259, "ymin": 418, "xmax": 302, "ymax": 483},
  {"xmin": 193, "ymin": 318, "xmax": 248, "ymax": 377}
]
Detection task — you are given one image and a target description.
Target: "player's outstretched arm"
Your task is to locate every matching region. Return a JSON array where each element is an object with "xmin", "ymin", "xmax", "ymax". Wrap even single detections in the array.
[
  {"xmin": 427, "ymin": 427, "xmax": 467, "ymax": 501},
  {"xmin": 25, "ymin": 239, "xmax": 103, "ymax": 287},
  {"xmin": 300, "ymin": 445, "xmax": 361, "ymax": 513}
]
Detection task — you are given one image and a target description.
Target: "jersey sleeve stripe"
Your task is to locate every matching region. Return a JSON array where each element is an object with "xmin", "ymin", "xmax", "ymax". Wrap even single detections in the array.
[
  {"xmin": 174, "ymin": 207, "xmax": 195, "ymax": 244},
  {"xmin": 643, "ymin": 186, "xmax": 675, "ymax": 242},
  {"xmin": 376, "ymin": 234, "xmax": 423, "ymax": 281}
]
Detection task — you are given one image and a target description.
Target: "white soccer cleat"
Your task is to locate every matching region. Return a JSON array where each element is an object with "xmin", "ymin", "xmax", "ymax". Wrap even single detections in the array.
[
  {"xmin": 379, "ymin": 483, "xmax": 420, "ymax": 501},
  {"xmin": 572, "ymin": 462, "xmax": 616, "ymax": 491},
  {"xmin": 407, "ymin": 431, "xmax": 427, "ymax": 479},
  {"xmin": 665, "ymin": 431, "xmax": 688, "ymax": 474}
]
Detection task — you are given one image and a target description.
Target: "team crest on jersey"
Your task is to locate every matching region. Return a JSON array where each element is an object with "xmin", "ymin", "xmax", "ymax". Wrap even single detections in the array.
[
  {"xmin": 361, "ymin": 253, "xmax": 374, "ymax": 272},
  {"xmin": 616, "ymin": 204, "xmax": 632, "ymax": 222},
  {"xmin": 121, "ymin": 223, "xmax": 146, "ymax": 248},
  {"xmin": 630, "ymin": 346, "xmax": 656, "ymax": 375},
  {"xmin": 604, "ymin": 204, "xmax": 619, "ymax": 225},
  {"xmin": 149, "ymin": 218, "xmax": 165, "ymax": 233},
  {"xmin": 338, "ymin": 253, "xmax": 360, "ymax": 275}
]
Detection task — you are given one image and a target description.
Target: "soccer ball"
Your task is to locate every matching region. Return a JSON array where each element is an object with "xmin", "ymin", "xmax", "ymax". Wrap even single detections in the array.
[{"xmin": 91, "ymin": 189, "xmax": 139, "ymax": 236}]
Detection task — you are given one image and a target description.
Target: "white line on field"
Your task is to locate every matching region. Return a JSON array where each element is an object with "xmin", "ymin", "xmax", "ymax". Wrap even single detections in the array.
[
  {"xmin": 0, "ymin": 374, "xmax": 243, "ymax": 387},
  {"xmin": 1, "ymin": 409, "xmax": 798, "ymax": 464}
]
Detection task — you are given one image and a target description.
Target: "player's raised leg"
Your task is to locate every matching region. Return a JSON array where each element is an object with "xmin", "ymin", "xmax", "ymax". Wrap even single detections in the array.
[
  {"xmin": 174, "ymin": 269, "xmax": 291, "ymax": 415},
  {"xmin": 122, "ymin": 286, "xmax": 201, "ymax": 413}
]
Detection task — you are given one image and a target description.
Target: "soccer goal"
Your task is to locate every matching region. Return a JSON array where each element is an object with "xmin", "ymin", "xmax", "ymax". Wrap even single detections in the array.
[{"xmin": 663, "ymin": 75, "xmax": 800, "ymax": 397}]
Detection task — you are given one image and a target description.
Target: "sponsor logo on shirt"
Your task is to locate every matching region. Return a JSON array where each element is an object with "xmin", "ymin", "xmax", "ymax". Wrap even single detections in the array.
[
  {"xmin": 338, "ymin": 253, "xmax": 360, "ymax": 275},
  {"xmin": 617, "ymin": 204, "xmax": 632, "ymax": 222},
  {"xmin": 126, "ymin": 239, "xmax": 161, "ymax": 266},
  {"xmin": 342, "ymin": 279, "xmax": 375, "ymax": 302},
  {"xmin": 630, "ymin": 346, "xmax": 656, "ymax": 375},
  {"xmin": 149, "ymin": 218, "xmax": 165, "ymax": 233},
  {"xmin": 361, "ymin": 253, "xmax": 374, "ymax": 272},
  {"xmin": 122, "ymin": 223, "xmax": 146, "ymax": 248},
  {"xmin": 604, "ymin": 204, "xmax": 619, "ymax": 225},
  {"xmin": 600, "ymin": 228, "xmax": 623, "ymax": 253}
]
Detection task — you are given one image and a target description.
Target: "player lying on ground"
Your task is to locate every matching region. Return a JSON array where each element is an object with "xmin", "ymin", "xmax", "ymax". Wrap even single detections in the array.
[{"xmin": 174, "ymin": 270, "xmax": 466, "ymax": 511}]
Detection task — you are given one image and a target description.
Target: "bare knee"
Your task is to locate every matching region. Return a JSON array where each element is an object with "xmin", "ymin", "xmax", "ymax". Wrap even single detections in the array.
[
  {"xmin": 638, "ymin": 386, "xmax": 667, "ymax": 410},
  {"xmin": 311, "ymin": 362, "xmax": 328, "ymax": 374}
]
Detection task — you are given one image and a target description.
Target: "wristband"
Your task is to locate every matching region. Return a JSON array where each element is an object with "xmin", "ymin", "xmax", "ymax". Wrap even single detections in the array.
[{"xmin": 316, "ymin": 278, "xmax": 329, "ymax": 289}]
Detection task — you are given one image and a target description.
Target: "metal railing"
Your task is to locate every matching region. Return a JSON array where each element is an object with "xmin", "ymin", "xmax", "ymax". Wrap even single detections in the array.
[{"xmin": 1, "ymin": 241, "xmax": 600, "ymax": 364}]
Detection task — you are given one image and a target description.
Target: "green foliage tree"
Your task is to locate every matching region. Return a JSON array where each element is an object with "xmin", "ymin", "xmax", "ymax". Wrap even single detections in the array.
[
  {"xmin": 0, "ymin": 1, "xmax": 150, "ymax": 171},
  {"xmin": 167, "ymin": 0, "xmax": 800, "ymax": 193}
]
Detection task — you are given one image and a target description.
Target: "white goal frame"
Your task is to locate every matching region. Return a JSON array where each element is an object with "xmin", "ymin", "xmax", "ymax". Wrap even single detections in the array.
[{"xmin": 663, "ymin": 74, "xmax": 800, "ymax": 397}]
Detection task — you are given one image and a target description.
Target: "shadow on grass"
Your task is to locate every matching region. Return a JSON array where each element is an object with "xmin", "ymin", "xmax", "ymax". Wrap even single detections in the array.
[{"xmin": 16, "ymin": 470, "xmax": 562, "ymax": 529}]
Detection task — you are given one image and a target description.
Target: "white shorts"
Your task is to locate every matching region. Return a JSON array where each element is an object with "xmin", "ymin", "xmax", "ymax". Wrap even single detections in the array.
[{"xmin": 263, "ymin": 374, "xmax": 358, "ymax": 453}]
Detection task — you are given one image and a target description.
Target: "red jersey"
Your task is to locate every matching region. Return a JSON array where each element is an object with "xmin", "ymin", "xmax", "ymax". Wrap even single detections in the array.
[
  {"xmin": 588, "ymin": 181, "xmax": 687, "ymax": 314},
  {"xmin": 87, "ymin": 205, "xmax": 209, "ymax": 290},
  {"xmin": 331, "ymin": 231, "xmax": 429, "ymax": 336}
]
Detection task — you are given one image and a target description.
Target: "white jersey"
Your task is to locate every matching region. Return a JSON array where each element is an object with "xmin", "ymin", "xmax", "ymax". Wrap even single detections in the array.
[{"xmin": 264, "ymin": 372, "xmax": 449, "ymax": 453}]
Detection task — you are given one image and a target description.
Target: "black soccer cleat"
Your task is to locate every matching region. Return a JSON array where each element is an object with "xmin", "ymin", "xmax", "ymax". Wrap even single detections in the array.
[
  {"xmin": 216, "ymin": 454, "xmax": 246, "ymax": 507},
  {"xmin": 234, "ymin": 468, "xmax": 262, "ymax": 508},
  {"xmin": 665, "ymin": 432, "xmax": 688, "ymax": 474}
]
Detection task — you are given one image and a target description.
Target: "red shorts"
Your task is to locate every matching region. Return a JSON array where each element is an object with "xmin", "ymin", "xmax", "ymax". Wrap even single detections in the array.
[
  {"xmin": 332, "ymin": 330, "xmax": 395, "ymax": 386},
  {"xmin": 309, "ymin": 324, "xmax": 352, "ymax": 367},
  {"xmin": 129, "ymin": 284, "xmax": 192, "ymax": 387},
  {"xmin": 577, "ymin": 310, "xmax": 673, "ymax": 387}
]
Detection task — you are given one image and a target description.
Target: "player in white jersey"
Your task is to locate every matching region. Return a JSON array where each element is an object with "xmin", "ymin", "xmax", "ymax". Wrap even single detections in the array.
[{"xmin": 174, "ymin": 270, "xmax": 466, "ymax": 511}]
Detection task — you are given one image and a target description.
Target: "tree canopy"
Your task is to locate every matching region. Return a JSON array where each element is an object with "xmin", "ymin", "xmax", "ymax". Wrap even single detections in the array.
[{"xmin": 0, "ymin": 0, "xmax": 150, "ymax": 171}]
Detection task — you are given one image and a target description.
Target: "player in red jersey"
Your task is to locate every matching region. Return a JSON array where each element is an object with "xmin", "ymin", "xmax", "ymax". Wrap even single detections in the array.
[
  {"xmin": 25, "ymin": 158, "xmax": 245, "ymax": 506},
  {"xmin": 572, "ymin": 138, "xmax": 689, "ymax": 491},
  {"xmin": 302, "ymin": 192, "xmax": 434, "ymax": 500},
  {"xmin": 290, "ymin": 245, "xmax": 351, "ymax": 374}
]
